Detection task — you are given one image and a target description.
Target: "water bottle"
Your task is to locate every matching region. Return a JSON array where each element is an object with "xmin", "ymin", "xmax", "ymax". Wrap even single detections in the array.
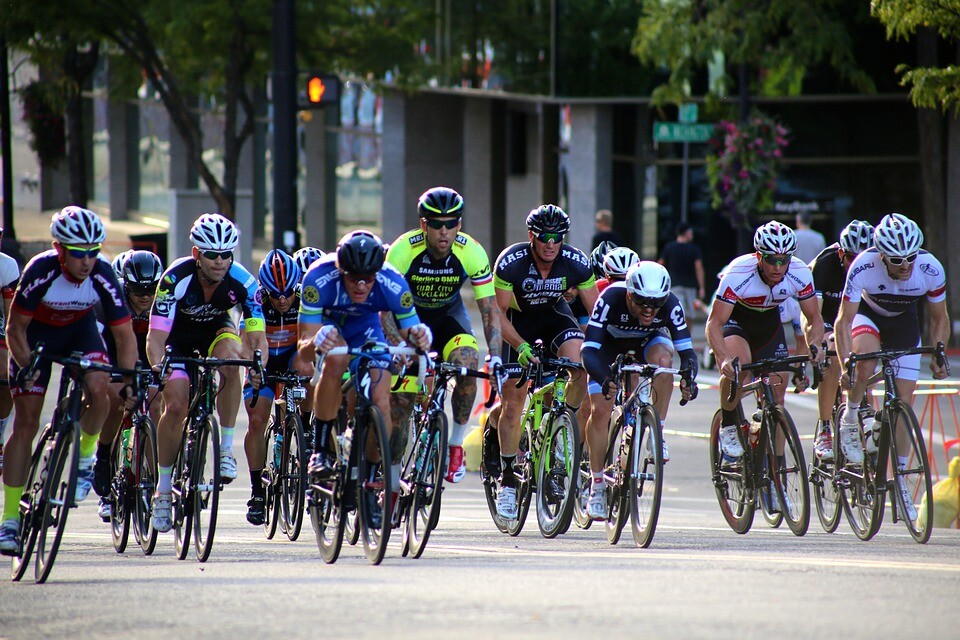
[
  {"xmin": 747, "ymin": 410, "xmax": 762, "ymax": 449},
  {"xmin": 122, "ymin": 427, "xmax": 133, "ymax": 468},
  {"xmin": 273, "ymin": 432, "xmax": 283, "ymax": 468},
  {"xmin": 338, "ymin": 424, "xmax": 353, "ymax": 466}
]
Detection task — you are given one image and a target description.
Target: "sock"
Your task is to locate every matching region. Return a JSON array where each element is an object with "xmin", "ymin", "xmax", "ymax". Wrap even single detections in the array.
[
  {"xmin": 449, "ymin": 421, "xmax": 468, "ymax": 447},
  {"xmin": 721, "ymin": 408, "xmax": 738, "ymax": 426},
  {"xmin": 2, "ymin": 484, "xmax": 24, "ymax": 521},
  {"xmin": 96, "ymin": 440, "xmax": 111, "ymax": 461},
  {"xmin": 80, "ymin": 431, "xmax": 98, "ymax": 460},
  {"xmin": 591, "ymin": 471, "xmax": 603, "ymax": 483},
  {"xmin": 316, "ymin": 419, "xmax": 335, "ymax": 451},
  {"xmin": 0, "ymin": 415, "xmax": 9, "ymax": 441},
  {"xmin": 220, "ymin": 426, "xmax": 235, "ymax": 452},
  {"xmin": 249, "ymin": 468, "xmax": 264, "ymax": 496},
  {"xmin": 565, "ymin": 402, "xmax": 580, "ymax": 414},
  {"xmin": 301, "ymin": 411, "xmax": 313, "ymax": 431},
  {"xmin": 500, "ymin": 455, "xmax": 517, "ymax": 487},
  {"xmin": 158, "ymin": 466, "xmax": 173, "ymax": 493}
]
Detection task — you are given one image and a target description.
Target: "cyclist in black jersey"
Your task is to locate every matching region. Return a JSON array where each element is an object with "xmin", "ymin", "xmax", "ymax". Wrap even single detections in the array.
[{"xmin": 489, "ymin": 204, "xmax": 598, "ymax": 521}]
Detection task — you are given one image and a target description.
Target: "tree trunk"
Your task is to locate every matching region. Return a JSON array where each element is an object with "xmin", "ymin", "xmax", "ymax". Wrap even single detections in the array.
[
  {"xmin": 62, "ymin": 43, "xmax": 99, "ymax": 207},
  {"xmin": 916, "ymin": 30, "xmax": 946, "ymax": 263}
]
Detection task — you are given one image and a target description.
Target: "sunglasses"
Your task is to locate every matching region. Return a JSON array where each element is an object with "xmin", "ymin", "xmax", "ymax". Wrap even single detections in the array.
[
  {"xmin": 268, "ymin": 291, "xmax": 296, "ymax": 300},
  {"xmin": 630, "ymin": 293, "xmax": 668, "ymax": 310},
  {"xmin": 343, "ymin": 272, "xmax": 376, "ymax": 285},
  {"xmin": 63, "ymin": 244, "xmax": 102, "ymax": 259},
  {"xmin": 760, "ymin": 253, "xmax": 791, "ymax": 267},
  {"xmin": 201, "ymin": 250, "xmax": 233, "ymax": 261},
  {"xmin": 424, "ymin": 218, "xmax": 460, "ymax": 230},
  {"xmin": 536, "ymin": 232, "xmax": 564, "ymax": 244},
  {"xmin": 127, "ymin": 285, "xmax": 155, "ymax": 297},
  {"xmin": 885, "ymin": 253, "xmax": 918, "ymax": 266}
]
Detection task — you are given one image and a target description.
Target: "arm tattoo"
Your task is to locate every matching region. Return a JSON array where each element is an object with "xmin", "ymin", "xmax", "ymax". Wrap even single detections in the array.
[
  {"xmin": 381, "ymin": 311, "xmax": 404, "ymax": 346},
  {"xmin": 476, "ymin": 296, "xmax": 502, "ymax": 358}
]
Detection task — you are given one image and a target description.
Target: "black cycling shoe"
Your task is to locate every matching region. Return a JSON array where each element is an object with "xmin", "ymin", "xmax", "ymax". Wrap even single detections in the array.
[
  {"xmin": 307, "ymin": 452, "xmax": 336, "ymax": 479},
  {"xmin": 93, "ymin": 454, "xmax": 112, "ymax": 497},
  {"xmin": 246, "ymin": 495, "xmax": 266, "ymax": 526}
]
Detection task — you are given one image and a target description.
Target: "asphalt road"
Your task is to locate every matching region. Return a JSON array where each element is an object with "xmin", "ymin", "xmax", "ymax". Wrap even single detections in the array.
[{"xmin": 1, "ymin": 372, "xmax": 958, "ymax": 640}]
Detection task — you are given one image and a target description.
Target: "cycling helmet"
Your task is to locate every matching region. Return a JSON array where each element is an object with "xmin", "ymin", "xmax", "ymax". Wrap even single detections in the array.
[
  {"xmin": 293, "ymin": 246, "xmax": 326, "ymax": 274},
  {"xmin": 839, "ymin": 219, "xmax": 875, "ymax": 254},
  {"xmin": 259, "ymin": 249, "xmax": 301, "ymax": 297},
  {"xmin": 753, "ymin": 220, "xmax": 797, "ymax": 255},
  {"xmin": 122, "ymin": 251, "xmax": 163, "ymax": 291},
  {"xmin": 336, "ymin": 230, "xmax": 385, "ymax": 275},
  {"xmin": 190, "ymin": 213, "xmax": 239, "ymax": 251},
  {"xmin": 873, "ymin": 213, "xmax": 923, "ymax": 258},
  {"xmin": 418, "ymin": 186, "xmax": 464, "ymax": 218},
  {"xmin": 51, "ymin": 206, "xmax": 106, "ymax": 244},
  {"xmin": 526, "ymin": 204, "xmax": 571, "ymax": 235},
  {"xmin": 111, "ymin": 249, "xmax": 134, "ymax": 281},
  {"xmin": 603, "ymin": 247, "xmax": 640, "ymax": 280},
  {"xmin": 626, "ymin": 262, "xmax": 671, "ymax": 307},
  {"xmin": 591, "ymin": 240, "xmax": 619, "ymax": 278}
]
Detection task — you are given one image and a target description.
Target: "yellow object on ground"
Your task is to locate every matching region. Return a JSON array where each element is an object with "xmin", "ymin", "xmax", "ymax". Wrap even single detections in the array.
[{"xmin": 463, "ymin": 426, "xmax": 482, "ymax": 471}]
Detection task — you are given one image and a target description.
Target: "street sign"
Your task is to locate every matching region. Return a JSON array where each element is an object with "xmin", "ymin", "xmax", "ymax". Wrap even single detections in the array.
[
  {"xmin": 652, "ymin": 121, "xmax": 714, "ymax": 143},
  {"xmin": 678, "ymin": 103, "xmax": 699, "ymax": 123}
]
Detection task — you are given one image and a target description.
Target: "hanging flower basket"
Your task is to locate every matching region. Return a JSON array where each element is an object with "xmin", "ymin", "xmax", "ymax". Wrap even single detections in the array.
[{"xmin": 20, "ymin": 81, "xmax": 66, "ymax": 166}]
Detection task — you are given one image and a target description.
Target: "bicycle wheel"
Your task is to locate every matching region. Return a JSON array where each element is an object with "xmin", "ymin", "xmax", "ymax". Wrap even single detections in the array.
[
  {"xmin": 758, "ymin": 445, "xmax": 783, "ymax": 529},
  {"xmin": 262, "ymin": 413, "xmax": 280, "ymax": 540},
  {"xmin": 886, "ymin": 400, "xmax": 933, "ymax": 543},
  {"xmin": 536, "ymin": 408, "xmax": 581, "ymax": 539},
  {"xmin": 767, "ymin": 407, "xmax": 810, "ymax": 536},
  {"xmin": 811, "ymin": 453, "xmax": 841, "ymax": 533},
  {"xmin": 357, "ymin": 405, "xmax": 392, "ymax": 564},
  {"xmin": 630, "ymin": 406, "xmax": 664, "ymax": 548},
  {"xmin": 506, "ymin": 424, "xmax": 533, "ymax": 537},
  {"xmin": 571, "ymin": 458, "xmax": 593, "ymax": 530},
  {"xmin": 280, "ymin": 411, "xmax": 307, "ymax": 541},
  {"xmin": 35, "ymin": 420, "xmax": 80, "ymax": 583},
  {"xmin": 407, "ymin": 412, "xmax": 448, "ymax": 558},
  {"xmin": 309, "ymin": 431, "xmax": 346, "ymax": 564},
  {"xmin": 834, "ymin": 405, "xmax": 881, "ymax": 541},
  {"xmin": 12, "ymin": 430, "xmax": 51, "ymax": 581},
  {"xmin": 110, "ymin": 427, "xmax": 131, "ymax": 554},
  {"xmin": 709, "ymin": 410, "xmax": 754, "ymax": 534},
  {"xmin": 192, "ymin": 415, "xmax": 221, "ymax": 562},
  {"xmin": 172, "ymin": 431, "xmax": 192, "ymax": 561},
  {"xmin": 133, "ymin": 417, "xmax": 159, "ymax": 556},
  {"xmin": 480, "ymin": 420, "xmax": 509, "ymax": 534},
  {"xmin": 604, "ymin": 412, "xmax": 629, "ymax": 545}
]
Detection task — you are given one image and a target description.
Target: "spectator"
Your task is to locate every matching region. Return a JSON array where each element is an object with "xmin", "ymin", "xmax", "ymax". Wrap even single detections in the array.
[
  {"xmin": 794, "ymin": 211, "xmax": 826, "ymax": 264},
  {"xmin": 591, "ymin": 209, "xmax": 624, "ymax": 249},
  {"xmin": 658, "ymin": 222, "xmax": 705, "ymax": 319}
]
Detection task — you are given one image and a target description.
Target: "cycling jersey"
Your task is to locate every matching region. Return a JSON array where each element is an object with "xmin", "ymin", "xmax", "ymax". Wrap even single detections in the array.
[
  {"xmin": 259, "ymin": 289, "xmax": 300, "ymax": 356},
  {"xmin": 386, "ymin": 229, "xmax": 494, "ymax": 312},
  {"xmin": 779, "ymin": 297, "xmax": 803, "ymax": 337},
  {"xmin": 715, "ymin": 254, "xmax": 816, "ymax": 312},
  {"xmin": 493, "ymin": 242, "xmax": 595, "ymax": 313},
  {"xmin": 0, "ymin": 251, "xmax": 22, "ymax": 343},
  {"xmin": 581, "ymin": 283, "xmax": 697, "ymax": 384},
  {"xmin": 149, "ymin": 256, "xmax": 264, "ymax": 335},
  {"xmin": 843, "ymin": 248, "xmax": 946, "ymax": 317},
  {"xmin": 810, "ymin": 243, "xmax": 844, "ymax": 328}
]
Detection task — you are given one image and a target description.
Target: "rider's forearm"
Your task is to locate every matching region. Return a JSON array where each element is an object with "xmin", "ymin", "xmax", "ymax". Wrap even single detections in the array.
[{"xmin": 477, "ymin": 296, "xmax": 503, "ymax": 358}]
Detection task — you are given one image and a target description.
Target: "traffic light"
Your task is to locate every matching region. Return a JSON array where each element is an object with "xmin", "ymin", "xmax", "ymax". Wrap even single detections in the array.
[{"xmin": 301, "ymin": 72, "xmax": 340, "ymax": 108}]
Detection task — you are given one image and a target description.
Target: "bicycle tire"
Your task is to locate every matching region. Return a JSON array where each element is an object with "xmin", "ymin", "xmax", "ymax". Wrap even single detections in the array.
[
  {"xmin": 506, "ymin": 424, "xmax": 533, "ymax": 537},
  {"xmin": 886, "ymin": 400, "xmax": 933, "ymax": 543},
  {"xmin": 758, "ymin": 444, "xmax": 784, "ymax": 529},
  {"xmin": 192, "ymin": 415, "xmax": 221, "ymax": 562},
  {"xmin": 767, "ymin": 406, "xmax": 810, "ymax": 536},
  {"xmin": 133, "ymin": 417, "xmax": 159, "ymax": 556},
  {"xmin": 12, "ymin": 428, "xmax": 52, "ymax": 581},
  {"xmin": 480, "ymin": 420, "xmax": 509, "ymax": 534},
  {"xmin": 709, "ymin": 410, "xmax": 754, "ymax": 534},
  {"xmin": 834, "ymin": 403, "xmax": 881, "ymax": 541},
  {"xmin": 571, "ymin": 458, "xmax": 593, "ymax": 530},
  {"xmin": 172, "ymin": 430, "xmax": 192, "ymax": 561},
  {"xmin": 110, "ymin": 425, "xmax": 131, "ymax": 554},
  {"xmin": 811, "ymin": 454, "xmax": 841, "ymax": 533},
  {"xmin": 280, "ymin": 411, "xmax": 307, "ymax": 541},
  {"xmin": 262, "ymin": 412, "xmax": 280, "ymax": 540},
  {"xmin": 35, "ymin": 420, "xmax": 80, "ymax": 583},
  {"xmin": 407, "ymin": 412, "xmax": 448, "ymax": 558},
  {"xmin": 604, "ymin": 411, "xmax": 629, "ymax": 545},
  {"xmin": 357, "ymin": 404, "xmax": 392, "ymax": 565},
  {"xmin": 535, "ymin": 408, "xmax": 581, "ymax": 539},
  {"xmin": 630, "ymin": 405, "xmax": 664, "ymax": 548},
  {"xmin": 310, "ymin": 426, "xmax": 346, "ymax": 564}
]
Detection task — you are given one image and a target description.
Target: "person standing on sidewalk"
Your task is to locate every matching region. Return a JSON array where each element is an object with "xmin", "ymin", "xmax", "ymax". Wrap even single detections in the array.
[
  {"xmin": 794, "ymin": 211, "xmax": 826, "ymax": 264},
  {"xmin": 658, "ymin": 222, "xmax": 705, "ymax": 320}
]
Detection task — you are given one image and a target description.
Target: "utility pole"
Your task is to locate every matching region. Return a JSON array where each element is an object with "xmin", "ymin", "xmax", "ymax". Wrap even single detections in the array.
[
  {"xmin": 1, "ymin": 38, "xmax": 14, "ymax": 238},
  {"xmin": 272, "ymin": 0, "xmax": 299, "ymax": 252}
]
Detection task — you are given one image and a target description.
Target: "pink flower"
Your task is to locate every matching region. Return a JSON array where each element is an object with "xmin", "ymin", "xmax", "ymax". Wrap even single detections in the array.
[{"xmin": 739, "ymin": 169, "xmax": 749, "ymax": 179}]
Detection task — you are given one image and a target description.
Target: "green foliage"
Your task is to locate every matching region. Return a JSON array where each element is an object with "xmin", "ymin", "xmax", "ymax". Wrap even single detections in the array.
[{"xmin": 19, "ymin": 81, "xmax": 66, "ymax": 165}]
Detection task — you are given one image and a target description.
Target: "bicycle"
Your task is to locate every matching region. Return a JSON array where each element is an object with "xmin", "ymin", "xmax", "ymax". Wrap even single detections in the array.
[
  {"xmin": 806, "ymin": 346, "xmax": 846, "ymax": 534},
  {"xmin": 397, "ymin": 359, "xmax": 499, "ymax": 559},
  {"xmin": 480, "ymin": 341, "xmax": 582, "ymax": 538},
  {"xmin": 709, "ymin": 352, "xmax": 811, "ymax": 536},
  {"xmin": 836, "ymin": 344, "xmax": 945, "ymax": 543},
  {"xmin": 107, "ymin": 367, "xmax": 160, "ymax": 555},
  {"xmin": 595, "ymin": 354, "xmax": 696, "ymax": 548},
  {"xmin": 308, "ymin": 342, "xmax": 426, "ymax": 565},
  {"xmin": 157, "ymin": 348, "xmax": 263, "ymax": 562},
  {"xmin": 260, "ymin": 371, "xmax": 310, "ymax": 542},
  {"xmin": 11, "ymin": 345, "xmax": 138, "ymax": 583}
]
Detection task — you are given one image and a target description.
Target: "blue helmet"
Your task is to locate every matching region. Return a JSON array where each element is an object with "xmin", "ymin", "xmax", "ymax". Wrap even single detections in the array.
[{"xmin": 259, "ymin": 249, "xmax": 301, "ymax": 297}]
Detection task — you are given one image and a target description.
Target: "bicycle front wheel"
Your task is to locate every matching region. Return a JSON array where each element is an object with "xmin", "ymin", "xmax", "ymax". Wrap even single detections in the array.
[
  {"xmin": 35, "ymin": 420, "xmax": 80, "ymax": 583},
  {"xmin": 835, "ymin": 407, "xmax": 881, "ymax": 541},
  {"xmin": 133, "ymin": 417, "xmax": 159, "ymax": 555},
  {"xmin": 407, "ymin": 412, "xmax": 448, "ymax": 558},
  {"xmin": 191, "ymin": 415, "xmax": 221, "ymax": 562},
  {"xmin": 604, "ymin": 412, "xmax": 629, "ymax": 545},
  {"xmin": 887, "ymin": 400, "xmax": 933, "ymax": 543},
  {"xmin": 309, "ymin": 452, "xmax": 346, "ymax": 564},
  {"xmin": 571, "ymin": 458, "xmax": 593, "ymax": 530},
  {"xmin": 262, "ymin": 412, "xmax": 280, "ymax": 540},
  {"xmin": 535, "ymin": 408, "xmax": 580, "ymax": 539},
  {"xmin": 506, "ymin": 425, "xmax": 533, "ymax": 537},
  {"xmin": 280, "ymin": 411, "xmax": 307, "ymax": 541},
  {"xmin": 172, "ymin": 430, "xmax": 192, "ymax": 560},
  {"xmin": 110, "ymin": 426, "xmax": 131, "ymax": 554},
  {"xmin": 767, "ymin": 407, "xmax": 810, "ymax": 536},
  {"xmin": 709, "ymin": 410, "xmax": 754, "ymax": 534},
  {"xmin": 630, "ymin": 406, "xmax": 664, "ymax": 548},
  {"xmin": 12, "ymin": 428, "xmax": 54, "ymax": 581},
  {"xmin": 480, "ymin": 419, "xmax": 509, "ymax": 534},
  {"xmin": 357, "ymin": 405, "xmax": 392, "ymax": 565}
]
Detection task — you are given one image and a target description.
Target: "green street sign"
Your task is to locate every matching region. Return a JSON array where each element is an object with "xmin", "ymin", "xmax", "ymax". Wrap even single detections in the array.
[{"xmin": 652, "ymin": 121, "xmax": 714, "ymax": 143}]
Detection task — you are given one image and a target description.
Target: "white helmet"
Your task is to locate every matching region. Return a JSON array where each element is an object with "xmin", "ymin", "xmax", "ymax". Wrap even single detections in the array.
[
  {"xmin": 753, "ymin": 220, "xmax": 797, "ymax": 255},
  {"xmin": 51, "ymin": 206, "xmax": 106, "ymax": 244},
  {"xmin": 626, "ymin": 261, "xmax": 671, "ymax": 306},
  {"xmin": 839, "ymin": 219, "xmax": 874, "ymax": 254},
  {"xmin": 111, "ymin": 249, "xmax": 134, "ymax": 281},
  {"xmin": 602, "ymin": 247, "xmax": 640, "ymax": 280},
  {"xmin": 873, "ymin": 213, "xmax": 923, "ymax": 258},
  {"xmin": 190, "ymin": 213, "xmax": 239, "ymax": 251}
]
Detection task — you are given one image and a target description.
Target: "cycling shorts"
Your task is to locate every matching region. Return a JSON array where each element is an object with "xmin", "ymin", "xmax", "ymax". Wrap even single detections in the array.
[{"xmin": 10, "ymin": 313, "xmax": 109, "ymax": 397}]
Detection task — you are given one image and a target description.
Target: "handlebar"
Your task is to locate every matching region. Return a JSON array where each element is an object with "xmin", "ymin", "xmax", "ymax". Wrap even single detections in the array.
[
  {"xmin": 312, "ymin": 343, "xmax": 431, "ymax": 390},
  {"xmin": 157, "ymin": 346, "xmax": 264, "ymax": 407},
  {"xmin": 845, "ymin": 342, "xmax": 948, "ymax": 387}
]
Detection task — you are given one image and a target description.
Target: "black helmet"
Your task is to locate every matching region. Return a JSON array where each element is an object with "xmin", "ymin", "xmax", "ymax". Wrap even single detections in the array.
[
  {"xmin": 336, "ymin": 230, "xmax": 385, "ymax": 275},
  {"xmin": 418, "ymin": 187, "xmax": 464, "ymax": 219},
  {"xmin": 526, "ymin": 204, "xmax": 570, "ymax": 235},
  {"xmin": 590, "ymin": 240, "xmax": 619, "ymax": 278},
  {"xmin": 122, "ymin": 250, "xmax": 164, "ymax": 292}
]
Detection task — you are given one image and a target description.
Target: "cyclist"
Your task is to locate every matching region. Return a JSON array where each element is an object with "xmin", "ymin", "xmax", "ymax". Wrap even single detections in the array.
[
  {"xmin": 297, "ymin": 231, "xmax": 433, "ymax": 515},
  {"xmin": 807, "ymin": 219, "xmax": 874, "ymax": 460},
  {"xmin": 489, "ymin": 204, "xmax": 598, "ymax": 521},
  {"xmin": 835, "ymin": 214, "xmax": 948, "ymax": 518},
  {"xmin": 590, "ymin": 240, "xmax": 618, "ymax": 280},
  {"xmin": 706, "ymin": 221, "xmax": 824, "ymax": 473},
  {"xmin": 599, "ymin": 246, "xmax": 639, "ymax": 293},
  {"xmin": 146, "ymin": 213, "xmax": 267, "ymax": 533},
  {"xmin": 293, "ymin": 246, "xmax": 326, "ymax": 277},
  {"xmin": 385, "ymin": 187, "xmax": 503, "ymax": 484},
  {"xmin": 93, "ymin": 250, "xmax": 164, "ymax": 520},
  {"xmin": 0, "ymin": 226, "xmax": 21, "ymax": 475},
  {"xmin": 242, "ymin": 249, "xmax": 313, "ymax": 526},
  {"xmin": 0, "ymin": 207, "xmax": 138, "ymax": 555},
  {"xmin": 581, "ymin": 261, "xmax": 698, "ymax": 518}
]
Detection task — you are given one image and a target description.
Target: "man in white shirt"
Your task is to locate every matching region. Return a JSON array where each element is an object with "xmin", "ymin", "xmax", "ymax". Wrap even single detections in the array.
[{"xmin": 794, "ymin": 211, "xmax": 826, "ymax": 263}]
